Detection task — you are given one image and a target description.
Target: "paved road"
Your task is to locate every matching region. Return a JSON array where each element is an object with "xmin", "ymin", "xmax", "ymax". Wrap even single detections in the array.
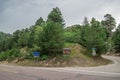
[{"xmin": 0, "ymin": 55, "xmax": 120, "ymax": 80}]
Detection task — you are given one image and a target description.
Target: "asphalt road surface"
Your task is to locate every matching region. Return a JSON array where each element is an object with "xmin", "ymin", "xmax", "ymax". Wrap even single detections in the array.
[{"xmin": 0, "ymin": 55, "xmax": 120, "ymax": 80}]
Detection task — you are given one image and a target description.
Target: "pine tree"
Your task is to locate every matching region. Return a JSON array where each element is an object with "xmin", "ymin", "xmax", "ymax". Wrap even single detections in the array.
[
  {"xmin": 101, "ymin": 14, "xmax": 116, "ymax": 37},
  {"xmin": 83, "ymin": 17, "xmax": 89, "ymax": 26},
  {"xmin": 80, "ymin": 18, "xmax": 108, "ymax": 56},
  {"xmin": 47, "ymin": 7, "xmax": 65, "ymax": 26},
  {"xmin": 35, "ymin": 17, "xmax": 45, "ymax": 27},
  {"xmin": 112, "ymin": 24, "xmax": 120, "ymax": 53},
  {"xmin": 41, "ymin": 7, "xmax": 64, "ymax": 55}
]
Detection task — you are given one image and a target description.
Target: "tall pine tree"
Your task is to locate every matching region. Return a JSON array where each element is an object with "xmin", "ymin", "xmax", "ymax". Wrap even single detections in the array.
[
  {"xmin": 112, "ymin": 24, "xmax": 120, "ymax": 53},
  {"xmin": 101, "ymin": 14, "xmax": 116, "ymax": 37},
  {"xmin": 41, "ymin": 7, "xmax": 65, "ymax": 55}
]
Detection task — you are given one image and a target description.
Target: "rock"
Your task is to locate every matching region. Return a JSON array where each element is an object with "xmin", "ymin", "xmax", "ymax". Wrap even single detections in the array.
[
  {"xmin": 45, "ymin": 63, "xmax": 49, "ymax": 66},
  {"xmin": 62, "ymin": 62, "xmax": 67, "ymax": 66},
  {"xmin": 52, "ymin": 57, "xmax": 56, "ymax": 61},
  {"xmin": 57, "ymin": 62, "xmax": 60, "ymax": 66},
  {"xmin": 13, "ymin": 58, "xmax": 19, "ymax": 63},
  {"xmin": 19, "ymin": 57, "xmax": 25, "ymax": 61}
]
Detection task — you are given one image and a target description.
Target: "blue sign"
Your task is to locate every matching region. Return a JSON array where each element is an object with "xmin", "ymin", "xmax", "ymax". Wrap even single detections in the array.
[{"xmin": 33, "ymin": 52, "xmax": 40, "ymax": 57}]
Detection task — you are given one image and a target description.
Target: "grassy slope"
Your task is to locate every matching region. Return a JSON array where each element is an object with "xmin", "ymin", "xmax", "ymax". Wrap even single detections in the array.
[
  {"xmin": 64, "ymin": 43, "xmax": 111, "ymax": 67},
  {"xmin": 14, "ymin": 43, "xmax": 111, "ymax": 67}
]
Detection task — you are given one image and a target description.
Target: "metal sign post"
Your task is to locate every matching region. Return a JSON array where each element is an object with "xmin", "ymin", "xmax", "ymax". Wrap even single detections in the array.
[
  {"xmin": 33, "ymin": 52, "xmax": 40, "ymax": 64},
  {"xmin": 33, "ymin": 52, "xmax": 40, "ymax": 57},
  {"xmin": 92, "ymin": 48, "xmax": 96, "ymax": 59}
]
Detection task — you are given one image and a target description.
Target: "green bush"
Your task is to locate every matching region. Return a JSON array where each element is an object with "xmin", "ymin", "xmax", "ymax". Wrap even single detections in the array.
[
  {"xmin": 63, "ymin": 55, "xmax": 71, "ymax": 60},
  {"xmin": 7, "ymin": 48, "xmax": 21, "ymax": 61},
  {"xmin": 80, "ymin": 23, "xmax": 108, "ymax": 56},
  {"xmin": 112, "ymin": 28, "xmax": 120, "ymax": 53},
  {"xmin": 0, "ymin": 48, "xmax": 22, "ymax": 61},
  {"xmin": 40, "ymin": 55, "xmax": 48, "ymax": 60},
  {"xmin": 25, "ymin": 52, "xmax": 34, "ymax": 59},
  {"xmin": 0, "ymin": 51, "xmax": 8, "ymax": 61}
]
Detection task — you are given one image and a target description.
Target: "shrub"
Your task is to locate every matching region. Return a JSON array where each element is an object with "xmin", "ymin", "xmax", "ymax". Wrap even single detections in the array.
[
  {"xmin": 0, "ymin": 48, "xmax": 22, "ymax": 61},
  {"xmin": 40, "ymin": 55, "xmax": 48, "ymax": 60}
]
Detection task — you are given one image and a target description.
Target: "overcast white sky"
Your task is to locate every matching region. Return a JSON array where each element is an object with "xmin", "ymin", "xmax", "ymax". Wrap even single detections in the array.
[{"xmin": 0, "ymin": 0, "xmax": 120, "ymax": 33}]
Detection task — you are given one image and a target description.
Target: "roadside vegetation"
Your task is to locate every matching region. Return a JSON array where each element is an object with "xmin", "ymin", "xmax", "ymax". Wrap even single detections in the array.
[{"xmin": 0, "ymin": 7, "xmax": 119, "ymax": 66}]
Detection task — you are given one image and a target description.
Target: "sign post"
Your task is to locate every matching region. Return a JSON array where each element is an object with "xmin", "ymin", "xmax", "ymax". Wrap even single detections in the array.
[
  {"xmin": 92, "ymin": 48, "xmax": 96, "ymax": 59},
  {"xmin": 63, "ymin": 48, "xmax": 71, "ymax": 55},
  {"xmin": 33, "ymin": 52, "xmax": 40, "ymax": 64},
  {"xmin": 33, "ymin": 52, "xmax": 40, "ymax": 57},
  {"xmin": 63, "ymin": 48, "xmax": 71, "ymax": 60}
]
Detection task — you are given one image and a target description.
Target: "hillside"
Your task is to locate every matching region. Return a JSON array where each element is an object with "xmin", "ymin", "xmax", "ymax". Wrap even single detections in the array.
[{"xmin": 4, "ymin": 43, "xmax": 110, "ymax": 67}]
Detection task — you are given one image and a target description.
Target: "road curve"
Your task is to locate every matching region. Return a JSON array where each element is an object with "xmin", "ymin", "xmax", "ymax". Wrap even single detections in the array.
[{"xmin": 0, "ymin": 55, "xmax": 120, "ymax": 80}]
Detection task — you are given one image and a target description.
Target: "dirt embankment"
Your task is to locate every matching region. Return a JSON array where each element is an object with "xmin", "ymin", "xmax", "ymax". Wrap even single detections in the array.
[{"xmin": 0, "ymin": 43, "xmax": 111, "ymax": 67}]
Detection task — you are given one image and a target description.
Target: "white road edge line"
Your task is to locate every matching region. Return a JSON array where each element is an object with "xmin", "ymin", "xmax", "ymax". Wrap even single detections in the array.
[{"xmin": 35, "ymin": 68, "xmax": 120, "ymax": 76}]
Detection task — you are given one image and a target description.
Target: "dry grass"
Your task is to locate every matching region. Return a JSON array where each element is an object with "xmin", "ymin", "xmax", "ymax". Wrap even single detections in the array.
[
  {"xmin": 0, "ymin": 43, "xmax": 111, "ymax": 67},
  {"xmin": 13, "ymin": 43, "xmax": 111, "ymax": 67}
]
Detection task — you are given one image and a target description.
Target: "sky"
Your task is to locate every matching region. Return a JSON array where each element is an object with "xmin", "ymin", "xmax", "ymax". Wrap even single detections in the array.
[{"xmin": 0, "ymin": 0, "xmax": 120, "ymax": 33}]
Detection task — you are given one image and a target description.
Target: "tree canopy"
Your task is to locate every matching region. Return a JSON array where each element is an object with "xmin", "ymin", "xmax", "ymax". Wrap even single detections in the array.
[
  {"xmin": 0, "ymin": 7, "xmax": 119, "ymax": 61},
  {"xmin": 41, "ymin": 7, "xmax": 64, "ymax": 55}
]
